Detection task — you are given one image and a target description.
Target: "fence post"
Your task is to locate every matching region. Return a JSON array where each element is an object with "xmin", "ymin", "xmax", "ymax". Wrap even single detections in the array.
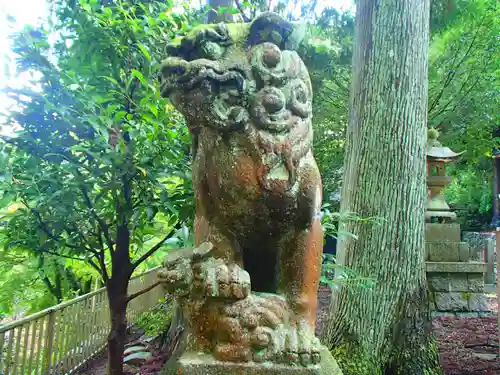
[
  {"xmin": 0, "ymin": 331, "xmax": 5, "ymax": 374},
  {"xmin": 42, "ymin": 310, "xmax": 56, "ymax": 375}
]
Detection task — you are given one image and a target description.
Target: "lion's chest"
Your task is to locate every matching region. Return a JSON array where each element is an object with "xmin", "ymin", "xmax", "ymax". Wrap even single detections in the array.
[
  {"xmin": 198, "ymin": 134, "xmax": 262, "ymax": 203},
  {"xmin": 194, "ymin": 131, "xmax": 297, "ymax": 231}
]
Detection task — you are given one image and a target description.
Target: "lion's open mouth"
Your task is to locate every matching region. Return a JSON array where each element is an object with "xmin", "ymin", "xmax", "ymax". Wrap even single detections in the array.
[{"xmin": 160, "ymin": 58, "xmax": 247, "ymax": 97}]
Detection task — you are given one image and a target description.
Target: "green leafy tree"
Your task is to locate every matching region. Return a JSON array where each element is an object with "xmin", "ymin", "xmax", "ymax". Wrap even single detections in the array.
[
  {"xmin": 0, "ymin": 1, "xmax": 195, "ymax": 373},
  {"xmin": 0, "ymin": 204, "xmax": 99, "ymax": 316},
  {"xmin": 429, "ymin": 0, "xmax": 500, "ymax": 228},
  {"xmin": 300, "ymin": 8, "xmax": 355, "ymax": 206}
]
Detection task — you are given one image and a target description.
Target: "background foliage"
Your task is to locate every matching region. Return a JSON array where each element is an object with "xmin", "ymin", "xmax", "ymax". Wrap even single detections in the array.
[{"xmin": 0, "ymin": 0, "xmax": 195, "ymax": 317}]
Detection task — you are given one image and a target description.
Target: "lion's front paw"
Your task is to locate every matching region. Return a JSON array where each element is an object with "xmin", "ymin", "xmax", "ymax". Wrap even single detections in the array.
[
  {"xmin": 201, "ymin": 261, "xmax": 251, "ymax": 300},
  {"xmin": 158, "ymin": 259, "xmax": 192, "ymax": 297}
]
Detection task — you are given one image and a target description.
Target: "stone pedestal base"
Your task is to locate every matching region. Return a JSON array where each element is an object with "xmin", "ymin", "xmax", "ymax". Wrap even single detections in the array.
[{"xmin": 161, "ymin": 346, "xmax": 343, "ymax": 375}]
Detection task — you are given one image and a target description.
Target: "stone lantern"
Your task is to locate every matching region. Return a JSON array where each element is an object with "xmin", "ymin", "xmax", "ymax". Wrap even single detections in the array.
[
  {"xmin": 426, "ymin": 128, "xmax": 463, "ymax": 222},
  {"xmin": 425, "ymin": 129, "xmax": 488, "ymax": 314}
]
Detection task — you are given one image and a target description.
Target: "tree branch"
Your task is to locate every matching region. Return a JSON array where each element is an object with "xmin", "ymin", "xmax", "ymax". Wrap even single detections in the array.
[
  {"xmin": 127, "ymin": 281, "xmax": 161, "ymax": 303},
  {"xmin": 96, "ymin": 246, "xmax": 109, "ymax": 281},
  {"xmin": 132, "ymin": 227, "xmax": 177, "ymax": 270},
  {"xmin": 430, "ymin": 63, "xmax": 486, "ymax": 122},
  {"xmin": 235, "ymin": 0, "xmax": 251, "ymax": 22},
  {"xmin": 38, "ymin": 248, "xmax": 87, "ymax": 261},
  {"xmin": 80, "ymin": 186, "xmax": 115, "ymax": 252},
  {"xmin": 428, "ymin": 14, "xmax": 487, "ymax": 113},
  {"xmin": 30, "ymin": 208, "xmax": 83, "ymax": 251},
  {"xmin": 87, "ymin": 257, "xmax": 106, "ymax": 279}
]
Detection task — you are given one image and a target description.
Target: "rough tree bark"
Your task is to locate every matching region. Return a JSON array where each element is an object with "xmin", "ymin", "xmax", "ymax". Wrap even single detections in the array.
[
  {"xmin": 106, "ymin": 224, "xmax": 133, "ymax": 375},
  {"xmin": 106, "ymin": 277, "xmax": 130, "ymax": 375},
  {"xmin": 321, "ymin": 1, "xmax": 443, "ymax": 375}
]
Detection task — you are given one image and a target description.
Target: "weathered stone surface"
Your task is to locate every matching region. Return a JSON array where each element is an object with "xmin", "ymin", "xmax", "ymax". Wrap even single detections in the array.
[
  {"xmin": 157, "ymin": 12, "xmax": 339, "ymax": 373},
  {"xmin": 432, "ymin": 292, "xmax": 492, "ymax": 312},
  {"xmin": 428, "ymin": 272, "xmax": 486, "ymax": 293},
  {"xmin": 468, "ymin": 293, "xmax": 489, "ymax": 312},
  {"xmin": 448, "ymin": 274, "xmax": 468, "ymax": 292},
  {"xmin": 158, "ymin": 244, "xmax": 324, "ymax": 365},
  {"xmin": 478, "ymin": 311, "xmax": 496, "ymax": 317},
  {"xmin": 426, "ymin": 242, "xmax": 471, "ymax": 262},
  {"xmin": 434, "ymin": 292, "xmax": 468, "ymax": 311},
  {"xmin": 458, "ymin": 242, "xmax": 470, "ymax": 262},
  {"xmin": 462, "ymin": 232, "xmax": 486, "ymax": 262},
  {"xmin": 467, "ymin": 274, "xmax": 485, "ymax": 292},
  {"xmin": 426, "ymin": 242, "xmax": 461, "ymax": 262},
  {"xmin": 426, "ymin": 261, "xmax": 486, "ymax": 273},
  {"xmin": 485, "ymin": 237, "xmax": 496, "ymax": 284},
  {"xmin": 430, "ymin": 311, "xmax": 457, "ymax": 318},
  {"xmin": 425, "ymin": 223, "xmax": 461, "ymax": 242},
  {"xmin": 161, "ymin": 346, "xmax": 342, "ymax": 375},
  {"xmin": 427, "ymin": 273, "xmax": 450, "ymax": 292}
]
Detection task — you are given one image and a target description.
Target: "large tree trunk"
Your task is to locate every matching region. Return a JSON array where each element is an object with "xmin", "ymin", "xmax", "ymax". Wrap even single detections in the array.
[{"xmin": 321, "ymin": 1, "xmax": 443, "ymax": 374}]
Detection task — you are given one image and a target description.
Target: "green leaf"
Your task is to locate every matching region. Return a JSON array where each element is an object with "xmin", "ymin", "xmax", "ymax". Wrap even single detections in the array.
[
  {"xmin": 164, "ymin": 202, "xmax": 179, "ymax": 216},
  {"xmin": 102, "ymin": 76, "xmax": 120, "ymax": 86},
  {"xmin": 137, "ymin": 43, "xmax": 152, "ymax": 62},
  {"xmin": 149, "ymin": 103, "xmax": 158, "ymax": 118},
  {"xmin": 82, "ymin": 3, "xmax": 91, "ymax": 13},
  {"xmin": 130, "ymin": 69, "xmax": 147, "ymax": 86},
  {"xmin": 136, "ymin": 166, "xmax": 147, "ymax": 176},
  {"xmin": 123, "ymin": 351, "xmax": 152, "ymax": 363}
]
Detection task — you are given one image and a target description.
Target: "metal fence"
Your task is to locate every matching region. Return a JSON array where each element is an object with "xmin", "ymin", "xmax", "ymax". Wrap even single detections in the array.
[{"xmin": 0, "ymin": 267, "xmax": 163, "ymax": 375}]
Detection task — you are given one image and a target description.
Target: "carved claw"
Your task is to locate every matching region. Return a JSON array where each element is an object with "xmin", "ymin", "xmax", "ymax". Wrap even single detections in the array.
[
  {"xmin": 270, "ymin": 320, "xmax": 320, "ymax": 366},
  {"xmin": 282, "ymin": 320, "xmax": 321, "ymax": 366},
  {"xmin": 158, "ymin": 242, "xmax": 214, "ymax": 297},
  {"xmin": 250, "ymin": 326, "xmax": 277, "ymax": 363},
  {"xmin": 204, "ymin": 261, "xmax": 251, "ymax": 300}
]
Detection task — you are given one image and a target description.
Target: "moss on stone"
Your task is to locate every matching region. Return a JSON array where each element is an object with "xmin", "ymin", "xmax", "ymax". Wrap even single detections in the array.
[
  {"xmin": 331, "ymin": 340, "xmax": 382, "ymax": 375},
  {"xmin": 331, "ymin": 337, "xmax": 444, "ymax": 375},
  {"xmin": 460, "ymin": 291, "xmax": 473, "ymax": 301},
  {"xmin": 168, "ymin": 23, "xmax": 250, "ymax": 50},
  {"xmin": 387, "ymin": 338, "xmax": 444, "ymax": 375}
]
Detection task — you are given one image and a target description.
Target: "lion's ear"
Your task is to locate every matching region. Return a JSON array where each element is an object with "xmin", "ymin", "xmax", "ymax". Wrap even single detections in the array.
[{"xmin": 245, "ymin": 12, "xmax": 305, "ymax": 51}]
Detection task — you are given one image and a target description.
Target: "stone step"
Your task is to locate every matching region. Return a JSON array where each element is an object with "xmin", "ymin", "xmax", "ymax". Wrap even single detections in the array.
[
  {"xmin": 425, "ymin": 223, "xmax": 461, "ymax": 242},
  {"xmin": 426, "ymin": 261, "xmax": 486, "ymax": 273},
  {"xmin": 430, "ymin": 292, "xmax": 491, "ymax": 312},
  {"xmin": 426, "ymin": 242, "xmax": 470, "ymax": 262},
  {"xmin": 427, "ymin": 272, "xmax": 485, "ymax": 292}
]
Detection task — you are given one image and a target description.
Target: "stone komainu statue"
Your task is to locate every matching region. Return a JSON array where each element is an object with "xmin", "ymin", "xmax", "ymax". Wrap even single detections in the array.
[{"xmin": 158, "ymin": 12, "xmax": 341, "ymax": 375}]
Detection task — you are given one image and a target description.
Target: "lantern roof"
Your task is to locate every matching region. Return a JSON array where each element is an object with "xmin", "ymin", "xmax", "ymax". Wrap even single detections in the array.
[{"xmin": 426, "ymin": 128, "xmax": 463, "ymax": 161}]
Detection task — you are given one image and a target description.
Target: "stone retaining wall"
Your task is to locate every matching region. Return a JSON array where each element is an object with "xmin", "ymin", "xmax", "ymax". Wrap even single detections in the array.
[{"xmin": 426, "ymin": 224, "xmax": 488, "ymax": 313}]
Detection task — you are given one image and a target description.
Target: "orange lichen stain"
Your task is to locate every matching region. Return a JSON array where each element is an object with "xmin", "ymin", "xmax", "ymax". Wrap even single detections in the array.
[
  {"xmin": 231, "ymin": 153, "xmax": 260, "ymax": 192},
  {"xmin": 194, "ymin": 213, "xmax": 210, "ymax": 245},
  {"xmin": 303, "ymin": 219, "xmax": 323, "ymax": 328}
]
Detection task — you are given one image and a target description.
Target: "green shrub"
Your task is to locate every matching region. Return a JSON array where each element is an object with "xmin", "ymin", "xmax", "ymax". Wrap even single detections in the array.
[{"xmin": 135, "ymin": 298, "xmax": 173, "ymax": 338}]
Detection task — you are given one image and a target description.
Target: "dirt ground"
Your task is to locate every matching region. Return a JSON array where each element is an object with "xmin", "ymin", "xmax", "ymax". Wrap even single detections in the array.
[{"xmin": 80, "ymin": 285, "xmax": 500, "ymax": 375}]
